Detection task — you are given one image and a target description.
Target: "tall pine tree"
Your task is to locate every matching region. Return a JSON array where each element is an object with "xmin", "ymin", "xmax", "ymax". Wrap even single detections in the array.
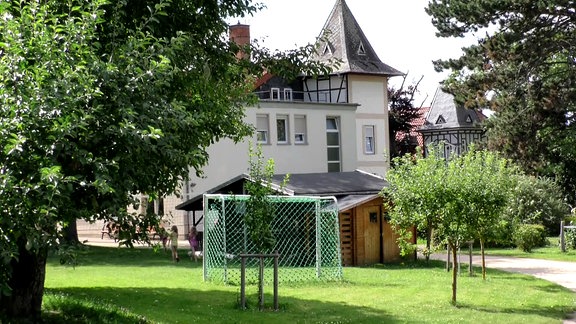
[{"xmin": 426, "ymin": 0, "xmax": 576, "ymax": 202}]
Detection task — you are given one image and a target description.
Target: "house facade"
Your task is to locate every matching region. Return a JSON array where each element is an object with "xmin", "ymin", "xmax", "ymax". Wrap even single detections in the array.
[
  {"xmin": 162, "ymin": 0, "xmax": 402, "ymax": 235},
  {"xmin": 183, "ymin": 0, "xmax": 401, "ymax": 194},
  {"xmin": 419, "ymin": 86, "xmax": 486, "ymax": 157}
]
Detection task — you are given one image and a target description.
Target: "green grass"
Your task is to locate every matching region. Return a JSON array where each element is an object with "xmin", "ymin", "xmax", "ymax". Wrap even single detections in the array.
[
  {"xmin": 477, "ymin": 237, "xmax": 576, "ymax": 262},
  {"xmin": 418, "ymin": 237, "xmax": 576, "ymax": 262},
  {"xmin": 43, "ymin": 245, "xmax": 576, "ymax": 323}
]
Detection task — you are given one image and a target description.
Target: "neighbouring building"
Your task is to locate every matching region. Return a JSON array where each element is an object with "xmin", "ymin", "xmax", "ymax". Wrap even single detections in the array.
[{"xmin": 419, "ymin": 86, "xmax": 486, "ymax": 157}]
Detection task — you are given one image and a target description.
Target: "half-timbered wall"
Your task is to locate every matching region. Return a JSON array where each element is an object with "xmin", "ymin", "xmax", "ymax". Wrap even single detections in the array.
[
  {"xmin": 303, "ymin": 75, "xmax": 348, "ymax": 103},
  {"xmin": 422, "ymin": 130, "xmax": 485, "ymax": 157}
]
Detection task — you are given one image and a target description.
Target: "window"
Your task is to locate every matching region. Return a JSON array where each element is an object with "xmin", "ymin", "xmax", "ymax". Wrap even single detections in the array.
[
  {"xmin": 322, "ymin": 43, "xmax": 332, "ymax": 55},
  {"xmin": 364, "ymin": 125, "xmax": 375, "ymax": 154},
  {"xmin": 283, "ymin": 88, "xmax": 293, "ymax": 101},
  {"xmin": 256, "ymin": 114, "xmax": 269, "ymax": 144},
  {"xmin": 276, "ymin": 115, "xmax": 288, "ymax": 144},
  {"xmin": 436, "ymin": 115, "xmax": 446, "ymax": 124},
  {"xmin": 326, "ymin": 117, "xmax": 341, "ymax": 172},
  {"xmin": 294, "ymin": 115, "xmax": 307, "ymax": 144},
  {"xmin": 271, "ymin": 88, "xmax": 280, "ymax": 100},
  {"xmin": 358, "ymin": 42, "xmax": 366, "ymax": 55}
]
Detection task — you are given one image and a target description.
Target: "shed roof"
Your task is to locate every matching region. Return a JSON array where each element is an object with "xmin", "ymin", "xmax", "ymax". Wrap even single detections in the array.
[
  {"xmin": 175, "ymin": 170, "xmax": 388, "ymax": 211},
  {"xmin": 272, "ymin": 170, "xmax": 386, "ymax": 195}
]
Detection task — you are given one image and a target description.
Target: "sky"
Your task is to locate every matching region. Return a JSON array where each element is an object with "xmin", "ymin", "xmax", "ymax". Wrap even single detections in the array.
[{"xmin": 234, "ymin": 0, "xmax": 480, "ymax": 107}]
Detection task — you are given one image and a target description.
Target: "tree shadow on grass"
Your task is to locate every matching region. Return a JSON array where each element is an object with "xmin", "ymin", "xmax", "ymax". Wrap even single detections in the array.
[
  {"xmin": 456, "ymin": 269, "xmax": 576, "ymax": 321},
  {"xmin": 355, "ymin": 259, "xmax": 448, "ymax": 270},
  {"xmin": 44, "ymin": 287, "xmax": 399, "ymax": 324},
  {"xmin": 456, "ymin": 301, "xmax": 574, "ymax": 323}
]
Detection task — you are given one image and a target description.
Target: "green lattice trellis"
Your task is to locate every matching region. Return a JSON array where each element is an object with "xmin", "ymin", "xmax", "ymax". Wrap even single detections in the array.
[{"xmin": 202, "ymin": 194, "xmax": 342, "ymax": 285}]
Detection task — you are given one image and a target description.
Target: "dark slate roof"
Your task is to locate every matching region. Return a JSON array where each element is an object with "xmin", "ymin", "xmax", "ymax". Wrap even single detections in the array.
[
  {"xmin": 312, "ymin": 0, "xmax": 403, "ymax": 76},
  {"xmin": 419, "ymin": 86, "xmax": 485, "ymax": 132},
  {"xmin": 175, "ymin": 171, "xmax": 388, "ymax": 211},
  {"xmin": 335, "ymin": 194, "xmax": 380, "ymax": 212},
  {"xmin": 174, "ymin": 174, "xmax": 249, "ymax": 211},
  {"xmin": 272, "ymin": 171, "xmax": 386, "ymax": 196}
]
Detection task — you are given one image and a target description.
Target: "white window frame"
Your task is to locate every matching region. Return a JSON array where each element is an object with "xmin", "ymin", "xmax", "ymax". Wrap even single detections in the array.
[
  {"xmin": 256, "ymin": 114, "xmax": 269, "ymax": 144},
  {"xmin": 326, "ymin": 117, "xmax": 341, "ymax": 172},
  {"xmin": 276, "ymin": 115, "xmax": 289, "ymax": 144},
  {"xmin": 271, "ymin": 88, "xmax": 280, "ymax": 100},
  {"xmin": 363, "ymin": 125, "xmax": 375, "ymax": 155},
  {"xmin": 283, "ymin": 88, "xmax": 293, "ymax": 101},
  {"xmin": 294, "ymin": 114, "xmax": 307, "ymax": 144}
]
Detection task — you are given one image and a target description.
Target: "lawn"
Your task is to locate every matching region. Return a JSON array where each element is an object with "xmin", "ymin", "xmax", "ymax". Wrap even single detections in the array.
[
  {"xmin": 476, "ymin": 237, "xmax": 576, "ymax": 262},
  {"xmin": 43, "ymin": 245, "xmax": 576, "ymax": 323},
  {"xmin": 418, "ymin": 237, "xmax": 576, "ymax": 262}
]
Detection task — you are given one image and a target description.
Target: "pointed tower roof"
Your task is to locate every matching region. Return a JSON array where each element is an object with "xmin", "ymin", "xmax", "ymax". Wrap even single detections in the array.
[
  {"xmin": 420, "ymin": 86, "xmax": 485, "ymax": 132},
  {"xmin": 313, "ymin": 0, "xmax": 403, "ymax": 76}
]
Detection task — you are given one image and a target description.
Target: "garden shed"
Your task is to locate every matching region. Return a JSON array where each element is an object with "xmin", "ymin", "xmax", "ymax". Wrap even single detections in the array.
[{"xmin": 175, "ymin": 170, "xmax": 415, "ymax": 266}]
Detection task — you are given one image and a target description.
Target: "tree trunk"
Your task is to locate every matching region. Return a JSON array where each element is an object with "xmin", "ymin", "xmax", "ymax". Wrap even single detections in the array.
[
  {"xmin": 450, "ymin": 241, "xmax": 458, "ymax": 305},
  {"xmin": 0, "ymin": 238, "xmax": 48, "ymax": 321},
  {"xmin": 480, "ymin": 238, "xmax": 486, "ymax": 280},
  {"xmin": 62, "ymin": 220, "xmax": 80, "ymax": 244},
  {"xmin": 425, "ymin": 225, "xmax": 432, "ymax": 262}
]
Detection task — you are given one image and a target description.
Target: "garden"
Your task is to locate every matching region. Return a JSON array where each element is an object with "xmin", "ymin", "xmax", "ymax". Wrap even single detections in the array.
[{"xmin": 41, "ymin": 244, "xmax": 575, "ymax": 324}]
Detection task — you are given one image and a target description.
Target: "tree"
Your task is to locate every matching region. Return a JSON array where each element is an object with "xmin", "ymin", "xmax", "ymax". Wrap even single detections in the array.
[
  {"xmin": 452, "ymin": 148, "xmax": 518, "ymax": 280},
  {"xmin": 425, "ymin": 0, "xmax": 576, "ymax": 204},
  {"xmin": 243, "ymin": 143, "xmax": 288, "ymax": 309},
  {"xmin": 382, "ymin": 147, "xmax": 446, "ymax": 261},
  {"xmin": 244, "ymin": 143, "xmax": 289, "ymax": 253},
  {"xmin": 383, "ymin": 145, "xmax": 516, "ymax": 304},
  {"xmin": 0, "ymin": 0, "xmax": 327, "ymax": 320},
  {"xmin": 388, "ymin": 74, "xmax": 424, "ymax": 159}
]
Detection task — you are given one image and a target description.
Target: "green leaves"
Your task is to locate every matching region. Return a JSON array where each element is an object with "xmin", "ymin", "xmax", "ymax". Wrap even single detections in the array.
[
  {"xmin": 426, "ymin": 0, "xmax": 576, "ymax": 203},
  {"xmin": 384, "ymin": 145, "xmax": 519, "ymax": 303},
  {"xmin": 244, "ymin": 143, "xmax": 282, "ymax": 253},
  {"xmin": 0, "ymin": 0, "xmax": 326, "ymax": 317},
  {"xmin": 384, "ymin": 145, "xmax": 517, "ymax": 249}
]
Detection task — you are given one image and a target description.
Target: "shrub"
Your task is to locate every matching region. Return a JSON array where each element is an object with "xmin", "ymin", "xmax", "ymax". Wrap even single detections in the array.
[
  {"xmin": 513, "ymin": 224, "xmax": 548, "ymax": 252},
  {"xmin": 566, "ymin": 228, "xmax": 576, "ymax": 250},
  {"xmin": 502, "ymin": 176, "xmax": 569, "ymax": 238}
]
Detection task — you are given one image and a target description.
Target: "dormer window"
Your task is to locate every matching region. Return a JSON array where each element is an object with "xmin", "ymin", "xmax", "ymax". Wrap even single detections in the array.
[
  {"xmin": 283, "ymin": 88, "xmax": 293, "ymax": 101},
  {"xmin": 358, "ymin": 42, "xmax": 366, "ymax": 55},
  {"xmin": 322, "ymin": 43, "xmax": 332, "ymax": 55},
  {"xmin": 271, "ymin": 88, "xmax": 280, "ymax": 100},
  {"xmin": 436, "ymin": 115, "xmax": 446, "ymax": 124}
]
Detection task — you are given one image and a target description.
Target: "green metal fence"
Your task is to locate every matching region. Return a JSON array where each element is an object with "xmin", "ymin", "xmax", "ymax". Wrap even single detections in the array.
[{"xmin": 203, "ymin": 194, "xmax": 342, "ymax": 285}]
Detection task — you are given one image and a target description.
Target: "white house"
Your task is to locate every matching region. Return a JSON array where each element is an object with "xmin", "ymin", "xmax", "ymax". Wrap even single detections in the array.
[{"xmin": 166, "ymin": 0, "xmax": 403, "ymax": 231}]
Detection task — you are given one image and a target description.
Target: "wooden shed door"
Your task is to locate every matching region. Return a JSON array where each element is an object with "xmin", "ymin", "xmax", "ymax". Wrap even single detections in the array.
[{"xmin": 364, "ymin": 205, "xmax": 382, "ymax": 264}]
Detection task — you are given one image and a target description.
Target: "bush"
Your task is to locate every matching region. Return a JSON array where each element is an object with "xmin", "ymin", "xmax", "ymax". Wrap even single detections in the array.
[
  {"xmin": 502, "ymin": 176, "xmax": 569, "ymax": 237},
  {"xmin": 566, "ymin": 228, "xmax": 576, "ymax": 250},
  {"xmin": 513, "ymin": 224, "xmax": 548, "ymax": 252}
]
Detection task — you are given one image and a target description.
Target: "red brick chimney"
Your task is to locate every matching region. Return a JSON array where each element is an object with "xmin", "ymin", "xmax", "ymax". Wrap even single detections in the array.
[{"xmin": 229, "ymin": 22, "xmax": 250, "ymax": 60}]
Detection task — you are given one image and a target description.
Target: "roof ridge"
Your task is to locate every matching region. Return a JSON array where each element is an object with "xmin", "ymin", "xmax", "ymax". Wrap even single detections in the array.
[{"xmin": 312, "ymin": 0, "xmax": 403, "ymax": 76}]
